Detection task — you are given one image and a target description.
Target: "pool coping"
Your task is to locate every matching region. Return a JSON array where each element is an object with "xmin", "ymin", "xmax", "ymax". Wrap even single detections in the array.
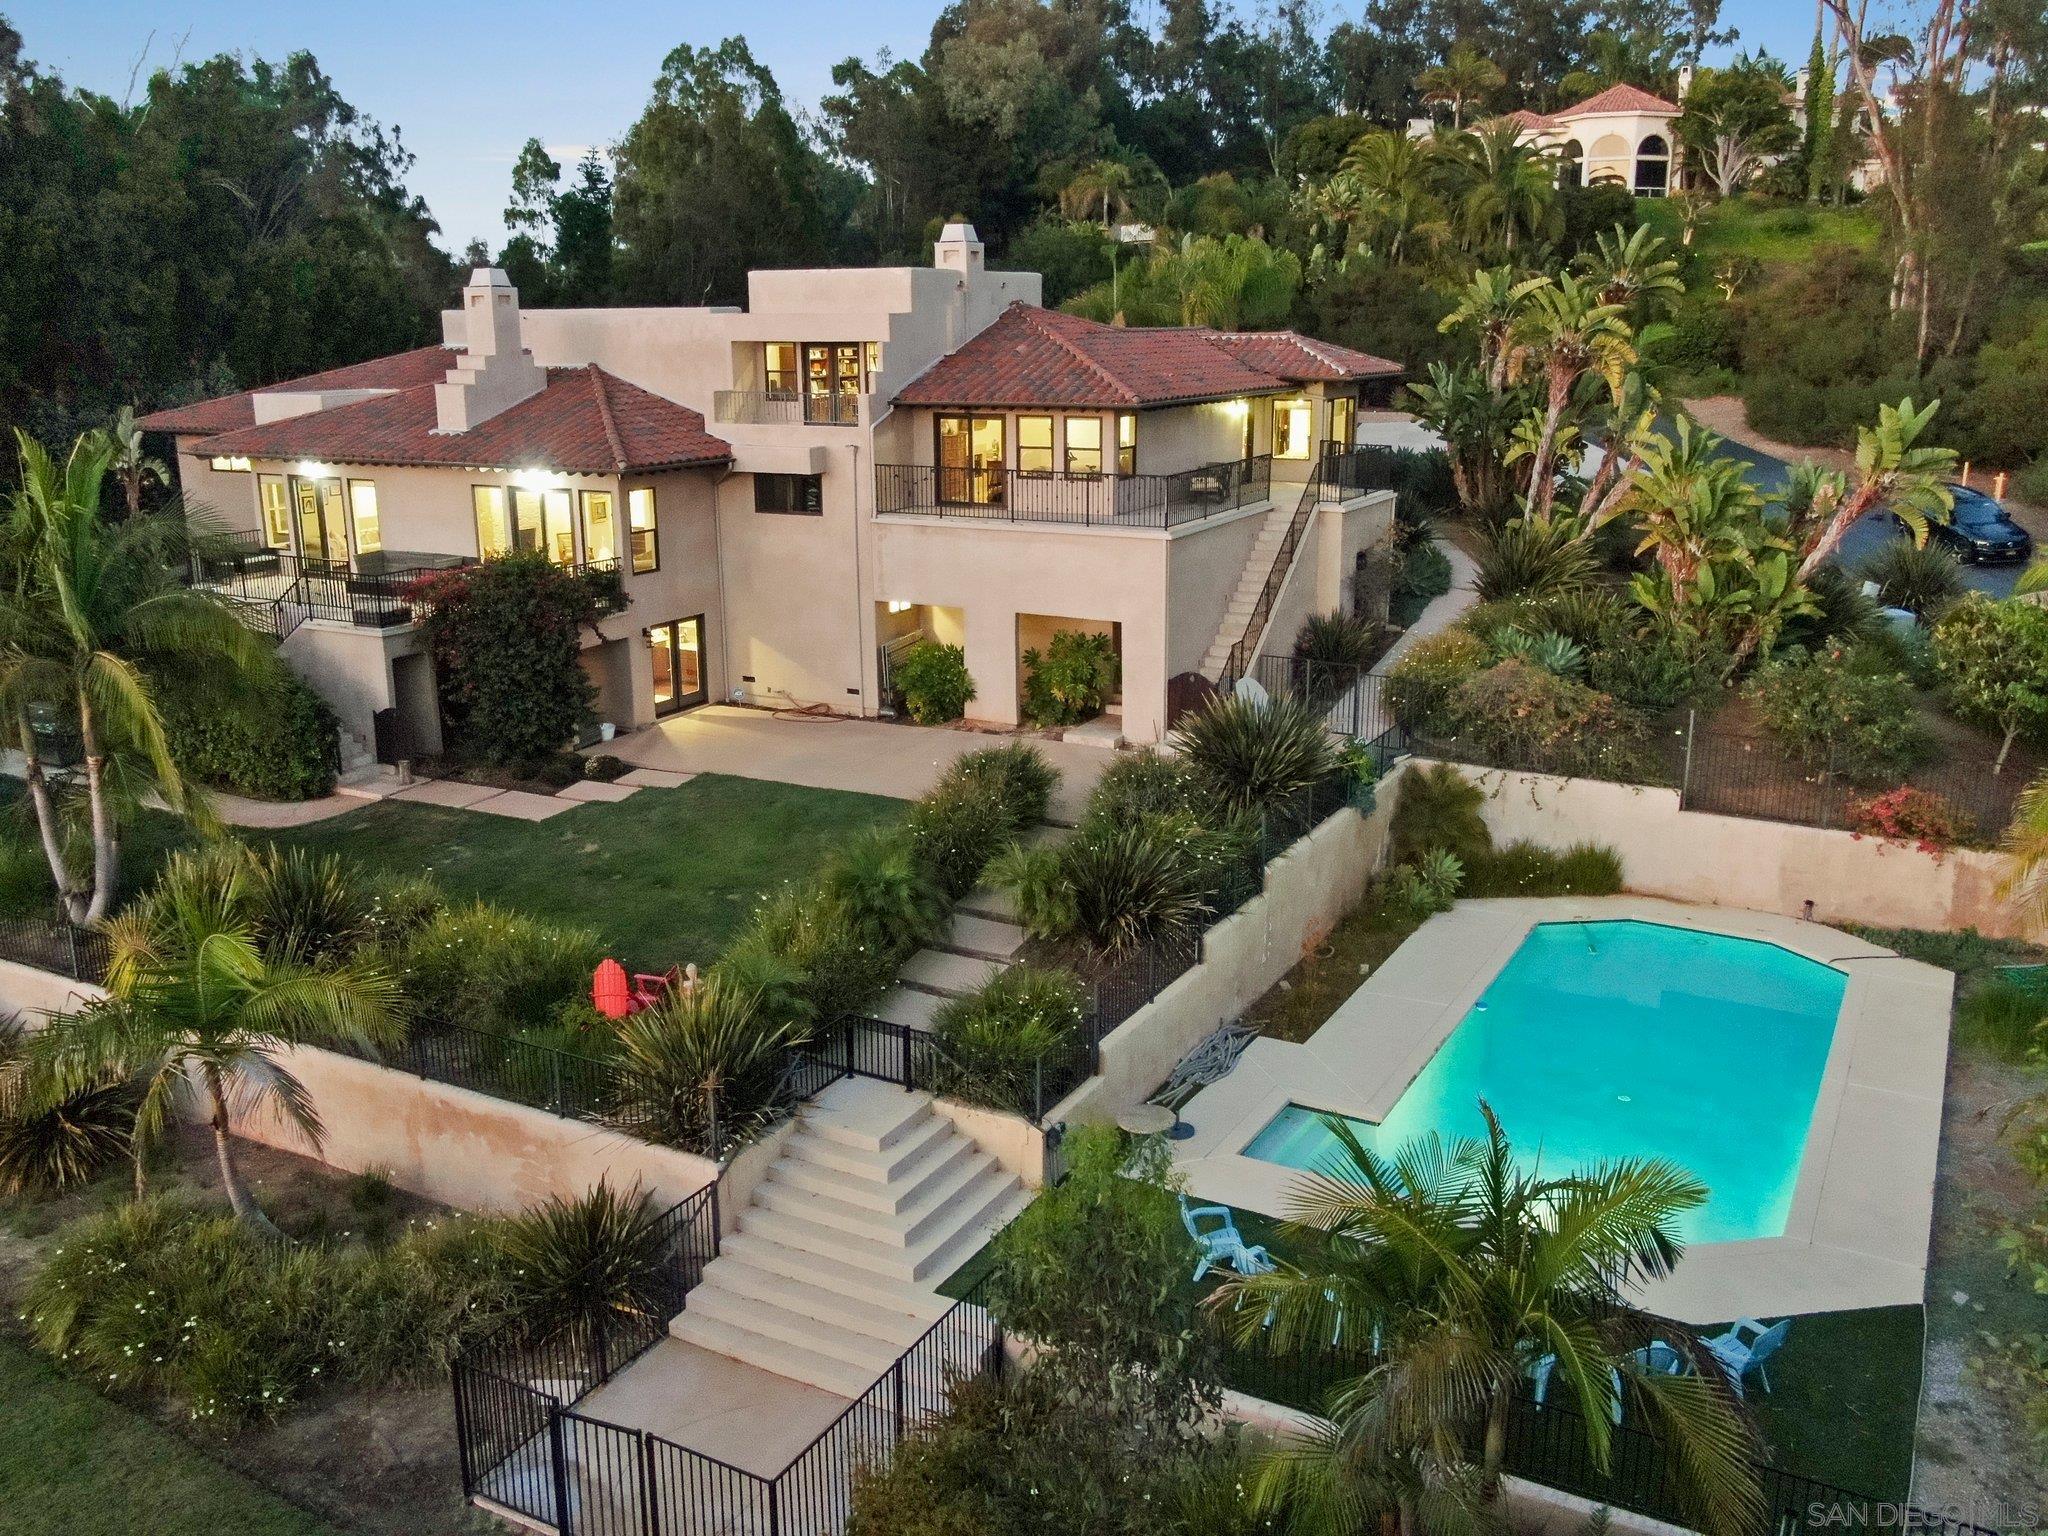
[{"xmin": 1168, "ymin": 895, "xmax": 1954, "ymax": 1323}]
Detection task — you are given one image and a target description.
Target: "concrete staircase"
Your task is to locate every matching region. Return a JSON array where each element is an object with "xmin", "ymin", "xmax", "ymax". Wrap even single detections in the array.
[
  {"xmin": 669, "ymin": 1081, "xmax": 1030, "ymax": 1396},
  {"xmin": 1199, "ymin": 499, "xmax": 1300, "ymax": 678},
  {"xmin": 874, "ymin": 886, "xmax": 1028, "ymax": 1031}
]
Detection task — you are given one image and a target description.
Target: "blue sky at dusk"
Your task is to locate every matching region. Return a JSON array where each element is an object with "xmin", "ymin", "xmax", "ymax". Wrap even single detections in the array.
[{"xmin": 13, "ymin": 0, "xmax": 1813, "ymax": 251}]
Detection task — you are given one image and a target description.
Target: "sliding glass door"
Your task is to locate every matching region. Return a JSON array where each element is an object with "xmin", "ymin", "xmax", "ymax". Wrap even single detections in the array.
[
  {"xmin": 291, "ymin": 476, "xmax": 348, "ymax": 570},
  {"xmin": 648, "ymin": 617, "xmax": 707, "ymax": 716}
]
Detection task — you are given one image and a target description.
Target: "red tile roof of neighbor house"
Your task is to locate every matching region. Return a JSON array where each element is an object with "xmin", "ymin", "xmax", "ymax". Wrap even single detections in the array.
[
  {"xmin": 1551, "ymin": 84, "xmax": 1680, "ymax": 118},
  {"xmin": 892, "ymin": 303, "xmax": 1401, "ymax": 410},
  {"xmin": 136, "ymin": 345, "xmax": 467, "ymax": 435},
  {"xmin": 194, "ymin": 365, "xmax": 733, "ymax": 475}
]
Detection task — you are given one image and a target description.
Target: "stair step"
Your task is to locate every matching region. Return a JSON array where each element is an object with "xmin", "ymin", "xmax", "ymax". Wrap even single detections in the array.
[
  {"xmin": 958, "ymin": 885, "xmax": 1019, "ymax": 923},
  {"xmin": 939, "ymin": 912, "xmax": 1026, "ymax": 962},
  {"xmin": 773, "ymin": 1134, "xmax": 976, "ymax": 1214},
  {"xmin": 719, "ymin": 1230, "xmax": 956, "ymax": 1315},
  {"xmin": 667, "ymin": 1312, "xmax": 877, "ymax": 1398},
  {"xmin": 785, "ymin": 1117, "xmax": 953, "ymax": 1185},
  {"xmin": 899, "ymin": 948, "xmax": 1004, "ymax": 997},
  {"xmin": 874, "ymin": 986, "xmax": 947, "ymax": 1031},
  {"xmin": 696, "ymin": 1258, "xmax": 939, "ymax": 1344},
  {"xmin": 799, "ymin": 1089, "xmax": 934, "ymax": 1154},
  {"xmin": 683, "ymin": 1284, "xmax": 905, "ymax": 1372},
  {"xmin": 741, "ymin": 1170, "xmax": 1025, "ymax": 1283},
  {"xmin": 756, "ymin": 1153, "xmax": 1006, "ymax": 1248}
]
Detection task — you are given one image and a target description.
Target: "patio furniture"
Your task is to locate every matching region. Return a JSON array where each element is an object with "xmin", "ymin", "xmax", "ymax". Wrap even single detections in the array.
[
  {"xmin": 1702, "ymin": 1318, "xmax": 1790, "ymax": 1397},
  {"xmin": 1630, "ymin": 1340, "xmax": 1688, "ymax": 1376},
  {"xmin": 1180, "ymin": 1195, "xmax": 1274, "ymax": 1282},
  {"xmin": 591, "ymin": 958, "xmax": 633, "ymax": 1021},
  {"xmin": 631, "ymin": 965, "xmax": 682, "ymax": 1011},
  {"xmin": 1530, "ymin": 1354, "xmax": 1625, "ymax": 1424},
  {"xmin": 1116, "ymin": 1102, "xmax": 1178, "ymax": 1139}
]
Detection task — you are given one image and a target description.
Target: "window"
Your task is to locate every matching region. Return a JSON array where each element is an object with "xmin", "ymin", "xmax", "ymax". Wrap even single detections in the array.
[
  {"xmin": 543, "ymin": 489, "xmax": 575, "ymax": 564},
  {"xmin": 473, "ymin": 485, "xmax": 511, "ymax": 560},
  {"xmin": 1272, "ymin": 399, "xmax": 1312, "ymax": 461},
  {"xmin": 1017, "ymin": 415, "xmax": 1055, "ymax": 475},
  {"xmin": 629, "ymin": 487, "xmax": 658, "ymax": 572},
  {"xmin": 581, "ymin": 491, "xmax": 617, "ymax": 565},
  {"xmin": 347, "ymin": 480, "xmax": 381, "ymax": 555},
  {"xmin": 1329, "ymin": 396, "xmax": 1357, "ymax": 453},
  {"xmin": 764, "ymin": 342, "xmax": 799, "ymax": 397},
  {"xmin": 1064, "ymin": 415, "xmax": 1102, "ymax": 476},
  {"xmin": 208, "ymin": 455, "xmax": 252, "ymax": 473},
  {"xmin": 754, "ymin": 473, "xmax": 823, "ymax": 515},
  {"xmin": 295, "ymin": 477, "xmax": 346, "ymax": 568},
  {"xmin": 1116, "ymin": 413, "xmax": 1136, "ymax": 475},
  {"xmin": 258, "ymin": 476, "xmax": 290, "ymax": 549},
  {"xmin": 864, "ymin": 341, "xmax": 881, "ymax": 381},
  {"xmin": 935, "ymin": 415, "xmax": 1006, "ymax": 505}
]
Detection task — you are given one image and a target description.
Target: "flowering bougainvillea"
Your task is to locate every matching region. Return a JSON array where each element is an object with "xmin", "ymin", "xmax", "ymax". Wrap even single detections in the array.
[{"xmin": 1846, "ymin": 785, "xmax": 1974, "ymax": 856}]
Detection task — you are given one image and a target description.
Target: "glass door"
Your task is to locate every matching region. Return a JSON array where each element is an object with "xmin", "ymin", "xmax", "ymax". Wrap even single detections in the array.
[
  {"xmin": 291, "ymin": 476, "xmax": 348, "ymax": 570},
  {"xmin": 935, "ymin": 414, "xmax": 1006, "ymax": 506},
  {"xmin": 803, "ymin": 343, "xmax": 862, "ymax": 425},
  {"xmin": 1329, "ymin": 396, "xmax": 1357, "ymax": 454},
  {"xmin": 648, "ymin": 617, "xmax": 707, "ymax": 716}
]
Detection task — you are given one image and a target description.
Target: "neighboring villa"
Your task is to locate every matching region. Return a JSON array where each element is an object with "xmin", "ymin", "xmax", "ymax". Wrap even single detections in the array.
[{"xmin": 143, "ymin": 225, "xmax": 1401, "ymax": 757}]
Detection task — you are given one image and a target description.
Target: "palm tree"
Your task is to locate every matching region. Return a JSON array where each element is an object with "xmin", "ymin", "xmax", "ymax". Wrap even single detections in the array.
[
  {"xmin": 1998, "ymin": 775, "xmax": 2048, "ymax": 927},
  {"xmin": 0, "ymin": 429, "xmax": 271, "ymax": 924},
  {"xmin": 1415, "ymin": 46, "xmax": 1505, "ymax": 130},
  {"xmin": 1783, "ymin": 399, "xmax": 1955, "ymax": 586},
  {"xmin": 1217, "ymin": 1106, "xmax": 1762, "ymax": 1536},
  {"xmin": 1626, "ymin": 420, "xmax": 1768, "ymax": 614},
  {"xmin": 1502, "ymin": 274, "xmax": 1638, "ymax": 517},
  {"xmin": 1338, "ymin": 131, "xmax": 1448, "ymax": 266},
  {"xmin": 1441, "ymin": 121, "xmax": 1563, "ymax": 258},
  {"xmin": 1060, "ymin": 147, "xmax": 1163, "ymax": 228},
  {"xmin": 30, "ymin": 848, "xmax": 404, "ymax": 1229},
  {"xmin": 1437, "ymin": 266, "xmax": 1543, "ymax": 392},
  {"xmin": 95, "ymin": 405, "xmax": 169, "ymax": 518},
  {"xmin": 1575, "ymin": 224, "xmax": 1686, "ymax": 321}
]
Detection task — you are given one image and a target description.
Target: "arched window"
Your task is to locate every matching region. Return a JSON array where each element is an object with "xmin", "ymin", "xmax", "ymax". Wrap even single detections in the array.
[
  {"xmin": 1635, "ymin": 134, "xmax": 1670, "ymax": 196},
  {"xmin": 1587, "ymin": 132, "xmax": 1631, "ymax": 188},
  {"xmin": 1559, "ymin": 141, "xmax": 1584, "ymax": 189}
]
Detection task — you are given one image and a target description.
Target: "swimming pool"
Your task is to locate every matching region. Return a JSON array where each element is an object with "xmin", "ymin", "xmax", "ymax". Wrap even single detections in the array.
[{"xmin": 1241, "ymin": 920, "xmax": 1847, "ymax": 1243}]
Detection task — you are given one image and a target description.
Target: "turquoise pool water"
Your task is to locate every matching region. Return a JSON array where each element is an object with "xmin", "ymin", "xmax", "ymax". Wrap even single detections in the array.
[{"xmin": 1241, "ymin": 921, "xmax": 1847, "ymax": 1243}]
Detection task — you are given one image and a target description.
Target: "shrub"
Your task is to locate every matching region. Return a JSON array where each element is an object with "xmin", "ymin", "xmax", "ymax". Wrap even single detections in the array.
[
  {"xmin": 1293, "ymin": 611, "xmax": 1378, "ymax": 673},
  {"xmin": 1487, "ymin": 627, "xmax": 1586, "ymax": 679},
  {"xmin": 399, "ymin": 901, "xmax": 604, "ymax": 1033},
  {"xmin": 583, "ymin": 754, "xmax": 630, "ymax": 782},
  {"xmin": 413, "ymin": 553, "xmax": 604, "ymax": 768},
  {"xmin": 1080, "ymin": 749, "xmax": 1205, "ymax": 828},
  {"xmin": 1744, "ymin": 646, "xmax": 1931, "ymax": 783},
  {"xmin": 904, "ymin": 776, "xmax": 1018, "ymax": 900},
  {"xmin": 22, "ymin": 1199, "xmax": 517, "ymax": 1421},
  {"xmin": 1846, "ymin": 785, "xmax": 1975, "ymax": 852},
  {"xmin": 1388, "ymin": 762, "xmax": 1490, "ymax": 869},
  {"xmin": 892, "ymin": 640, "xmax": 975, "ymax": 725},
  {"xmin": 1955, "ymin": 978, "xmax": 2048, "ymax": 1063},
  {"xmin": 1473, "ymin": 518, "xmax": 1596, "ymax": 602},
  {"xmin": 1859, "ymin": 540, "xmax": 1965, "ymax": 620},
  {"xmin": 720, "ymin": 882, "xmax": 894, "ymax": 1027},
  {"xmin": 1020, "ymin": 630, "xmax": 1119, "ymax": 727},
  {"xmin": 495, "ymin": 1182, "xmax": 677, "ymax": 1336},
  {"xmin": 0, "ymin": 1022, "xmax": 135, "ymax": 1197},
  {"xmin": 160, "ymin": 671, "xmax": 340, "ymax": 800},
  {"xmin": 1170, "ymin": 694, "xmax": 1338, "ymax": 818},
  {"xmin": 1385, "ymin": 847, "xmax": 1464, "ymax": 919},
  {"xmin": 363, "ymin": 872, "xmax": 447, "ymax": 947},
  {"xmin": 1385, "ymin": 629, "xmax": 1489, "ymax": 736},
  {"xmin": 1932, "ymin": 595, "xmax": 2048, "ymax": 775},
  {"xmin": 928, "ymin": 965, "xmax": 1087, "ymax": 1114},
  {"xmin": 1443, "ymin": 659, "xmax": 1660, "ymax": 782},
  {"xmin": 1390, "ymin": 538, "xmax": 1453, "ymax": 626},
  {"xmin": 1657, "ymin": 299, "xmax": 1742, "ymax": 375},
  {"xmin": 820, "ymin": 828, "xmax": 946, "ymax": 954},
  {"xmin": 1053, "ymin": 820, "xmax": 1212, "ymax": 952},
  {"xmin": 609, "ymin": 976, "xmax": 799, "ymax": 1156},
  {"xmin": 1465, "ymin": 840, "xmax": 1625, "ymax": 897},
  {"xmin": 1587, "ymin": 621, "xmax": 1725, "ymax": 710},
  {"xmin": 983, "ymin": 840, "xmax": 1078, "ymax": 941},
  {"xmin": 245, "ymin": 845, "xmax": 374, "ymax": 965},
  {"xmin": 937, "ymin": 743, "xmax": 1056, "ymax": 828}
]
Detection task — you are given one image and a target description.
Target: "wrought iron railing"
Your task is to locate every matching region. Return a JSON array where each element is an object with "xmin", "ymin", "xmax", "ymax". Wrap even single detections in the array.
[
  {"xmin": 714, "ymin": 389, "xmax": 864, "ymax": 427},
  {"xmin": 0, "ymin": 914, "xmax": 110, "ymax": 983},
  {"xmin": 874, "ymin": 454, "xmax": 1271, "ymax": 530}
]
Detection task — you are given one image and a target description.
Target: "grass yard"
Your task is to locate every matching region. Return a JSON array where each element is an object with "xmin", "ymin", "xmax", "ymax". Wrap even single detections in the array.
[
  {"xmin": 1636, "ymin": 196, "xmax": 1881, "ymax": 267},
  {"xmin": 0, "ymin": 1332, "xmax": 349, "ymax": 1536}
]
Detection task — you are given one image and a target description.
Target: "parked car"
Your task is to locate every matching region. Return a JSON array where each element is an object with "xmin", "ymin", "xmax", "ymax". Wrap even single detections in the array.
[{"xmin": 1911, "ymin": 485, "xmax": 2035, "ymax": 565}]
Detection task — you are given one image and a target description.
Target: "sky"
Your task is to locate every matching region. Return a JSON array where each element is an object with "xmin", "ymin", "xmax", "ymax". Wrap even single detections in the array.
[{"xmin": 12, "ymin": 0, "xmax": 1811, "ymax": 254}]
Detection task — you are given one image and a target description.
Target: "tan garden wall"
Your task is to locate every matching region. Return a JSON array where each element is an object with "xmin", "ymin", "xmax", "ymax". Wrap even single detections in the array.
[
  {"xmin": 1048, "ymin": 786, "xmax": 1401, "ymax": 1128},
  {"xmin": 1430, "ymin": 761, "xmax": 2047, "ymax": 942},
  {"xmin": 0, "ymin": 958, "xmax": 106, "ymax": 1026}
]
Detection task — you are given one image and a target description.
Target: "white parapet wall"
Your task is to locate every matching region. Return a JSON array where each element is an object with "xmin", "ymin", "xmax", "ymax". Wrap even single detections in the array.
[
  {"xmin": 1047, "ymin": 783, "xmax": 1401, "ymax": 1129},
  {"xmin": 1430, "ymin": 761, "xmax": 2045, "ymax": 942}
]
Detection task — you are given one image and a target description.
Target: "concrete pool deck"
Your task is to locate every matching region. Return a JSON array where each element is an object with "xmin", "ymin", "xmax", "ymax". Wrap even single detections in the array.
[{"xmin": 1169, "ymin": 895, "xmax": 1953, "ymax": 1323}]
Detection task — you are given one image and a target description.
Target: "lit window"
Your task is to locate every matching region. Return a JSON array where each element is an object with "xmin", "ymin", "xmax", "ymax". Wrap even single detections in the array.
[
  {"xmin": 1272, "ymin": 399, "xmax": 1311, "ymax": 461},
  {"xmin": 209, "ymin": 455, "xmax": 252, "ymax": 472},
  {"xmin": 473, "ymin": 486, "xmax": 511, "ymax": 560},
  {"xmin": 1017, "ymin": 416, "xmax": 1054, "ymax": 475},
  {"xmin": 543, "ymin": 488, "xmax": 575, "ymax": 564},
  {"xmin": 581, "ymin": 491, "xmax": 617, "ymax": 565},
  {"xmin": 347, "ymin": 481, "xmax": 381, "ymax": 555},
  {"xmin": 1064, "ymin": 416, "xmax": 1102, "ymax": 476},
  {"xmin": 1329, "ymin": 397, "xmax": 1357, "ymax": 453},
  {"xmin": 764, "ymin": 343, "xmax": 798, "ymax": 396},
  {"xmin": 864, "ymin": 341, "xmax": 881, "ymax": 383},
  {"xmin": 1116, "ymin": 413, "xmax": 1136, "ymax": 475},
  {"xmin": 259, "ymin": 476, "xmax": 290, "ymax": 549},
  {"xmin": 629, "ymin": 488, "xmax": 659, "ymax": 573}
]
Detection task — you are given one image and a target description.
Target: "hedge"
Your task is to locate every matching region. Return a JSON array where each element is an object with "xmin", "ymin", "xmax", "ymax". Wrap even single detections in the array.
[{"xmin": 162, "ymin": 674, "xmax": 340, "ymax": 801}]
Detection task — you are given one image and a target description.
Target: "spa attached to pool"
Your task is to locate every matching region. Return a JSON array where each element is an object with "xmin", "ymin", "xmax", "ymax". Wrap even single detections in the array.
[{"xmin": 1168, "ymin": 896, "xmax": 1955, "ymax": 1322}]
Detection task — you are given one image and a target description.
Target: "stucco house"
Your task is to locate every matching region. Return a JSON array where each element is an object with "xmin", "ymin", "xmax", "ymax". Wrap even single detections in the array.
[
  {"xmin": 1501, "ymin": 83, "xmax": 1682, "ymax": 196},
  {"xmin": 143, "ymin": 226, "xmax": 1401, "ymax": 760}
]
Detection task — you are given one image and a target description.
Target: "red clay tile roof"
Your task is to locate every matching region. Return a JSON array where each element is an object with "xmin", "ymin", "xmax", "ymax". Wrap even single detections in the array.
[
  {"xmin": 893, "ymin": 304, "xmax": 1313, "ymax": 410},
  {"xmin": 137, "ymin": 345, "xmax": 465, "ymax": 436},
  {"xmin": 1500, "ymin": 107, "xmax": 1555, "ymax": 130},
  {"xmin": 1201, "ymin": 331, "xmax": 1402, "ymax": 384},
  {"xmin": 1552, "ymin": 84, "xmax": 1680, "ymax": 118},
  {"xmin": 194, "ymin": 365, "xmax": 732, "ymax": 475}
]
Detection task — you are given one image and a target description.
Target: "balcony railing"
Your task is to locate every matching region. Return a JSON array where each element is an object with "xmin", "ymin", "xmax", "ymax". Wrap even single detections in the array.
[
  {"xmin": 873, "ymin": 453, "xmax": 1272, "ymax": 530},
  {"xmin": 713, "ymin": 389, "xmax": 863, "ymax": 427}
]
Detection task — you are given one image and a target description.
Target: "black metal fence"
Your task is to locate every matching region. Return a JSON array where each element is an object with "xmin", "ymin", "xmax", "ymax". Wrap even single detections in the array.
[
  {"xmin": 351, "ymin": 1023, "xmax": 638, "ymax": 1129},
  {"xmin": 458, "ymin": 1271, "xmax": 1002, "ymax": 1536},
  {"xmin": 0, "ymin": 914, "xmax": 110, "ymax": 983},
  {"xmin": 873, "ymin": 455, "xmax": 1272, "ymax": 530}
]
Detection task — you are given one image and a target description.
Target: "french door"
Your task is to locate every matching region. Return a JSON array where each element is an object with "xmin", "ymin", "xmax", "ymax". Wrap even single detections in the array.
[
  {"xmin": 291, "ymin": 476, "xmax": 348, "ymax": 570},
  {"xmin": 935, "ymin": 415, "xmax": 1006, "ymax": 506},
  {"xmin": 649, "ymin": 617, "xmax": 707, "ymax": 716}
]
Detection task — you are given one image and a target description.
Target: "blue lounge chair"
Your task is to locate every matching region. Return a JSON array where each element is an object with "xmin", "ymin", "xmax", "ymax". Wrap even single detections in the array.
[
  {"xmin": 1530, "ymin": 1354, "xmax": 1625, "ymax": 1424},
  {"xmin": 1179, "ymin": 1196, "xmax": 1275, "ymax": 1282},
  {"xmin": 1703, "ymin": 1318, "xmax": 1790, "ymax": 1396},
  {"xmin": 1630, "ymin": 1341, "xmax": 1687, "ymax": 1377}
]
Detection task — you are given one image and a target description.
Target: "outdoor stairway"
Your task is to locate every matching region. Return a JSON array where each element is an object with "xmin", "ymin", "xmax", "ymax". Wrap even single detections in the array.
[
  {"xmin": 669, "ymin": 1081, "xmax": 1030, "ymax": 1396},
  {"xmin": 1198, "ymin": 499, "xmax": 1299, "ymax": 678},
  {"xmin": 874, "ymin": 878, "xmax": 1030, "ymax": 1030}
]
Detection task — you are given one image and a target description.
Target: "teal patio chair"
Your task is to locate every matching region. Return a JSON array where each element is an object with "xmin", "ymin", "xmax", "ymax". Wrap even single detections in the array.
[
  {"xmin": 1179, "ymin": 1196, "xmax": 1275, "ymax": 1282},
  {"xmin": 1702, "ymin": 1318, "xmax": 1790, "ymax": 1397}
]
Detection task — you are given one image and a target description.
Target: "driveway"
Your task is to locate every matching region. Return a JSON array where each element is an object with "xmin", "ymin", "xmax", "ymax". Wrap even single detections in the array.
[{"xmin": 599, "ymin": 705, "xmax": 1108, "ymax": 824}]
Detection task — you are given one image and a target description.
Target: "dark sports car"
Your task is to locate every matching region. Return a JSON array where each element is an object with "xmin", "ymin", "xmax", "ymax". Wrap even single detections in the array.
[{"xmin": 1920, "ymin": 485, "xmax": 2034, "ymax": 564}]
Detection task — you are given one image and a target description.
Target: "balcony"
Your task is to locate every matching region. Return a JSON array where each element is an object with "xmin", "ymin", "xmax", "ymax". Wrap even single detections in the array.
[
  {"xmin": 714, "ymin": 390, "xmax": 863, "ymax": 428},
  {"xmin": 873, "ymin": 454, "xmax": 1272, "ymax": 531}
]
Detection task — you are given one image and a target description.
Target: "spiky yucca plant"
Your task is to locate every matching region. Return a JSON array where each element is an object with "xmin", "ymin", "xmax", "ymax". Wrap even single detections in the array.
[
  {"xmin": 609, "ymin": 977, "xmax": 797, "ymax": 1156},
  {"xmin": 1061, "ymin": 822, "xmax": 1210, "ymax": 952},
  {"xmin": 0, "ymin": 1022, "xmax": 136, "ymax": 1196},
  {"xmin": 497, "ymin": 1181, "xmax": 675, "ymax": 1337},
  {"xmin": 1171, "ymin": 694, "xmax": 1339, "ymax": 819},
  {"xmin": 1473, "ymin": 516, "xmax": 1596, "ymax": 602},
  {"xmin": 1858, "ymin": 539, "xmax": 1964, "ymax": 621}
]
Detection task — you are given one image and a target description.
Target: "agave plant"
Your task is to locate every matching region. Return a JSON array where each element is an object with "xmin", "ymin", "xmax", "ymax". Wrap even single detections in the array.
[
  {"xmin": 0, "ymin": 1021, "xmax": 137, "ymax": 1196},
  {"xmin": 1857, "ymin": 539, "xmax": 1964, "ymax": 621},
  {"xmin": 1170, "ymin": 694, "xmax": 1339, "ymax": 819},
  {"xmin": 497, "ymin": 1181, "xmax": 676, "ymax": 1337},
  {"xmin": 1473, "ymin": 516, "xmax": 1597, "ymax": 602},
  {"xmin": 1061, "ymin": 822, "xmax": 1211, "ymax": 952},
  {"xmin": 609, "ymin": 976, "xmax": 798, "ymax": 1156},
  {"xmin": 1488, "ymin": 626, "xmax": 1586, "ymax": 680}
]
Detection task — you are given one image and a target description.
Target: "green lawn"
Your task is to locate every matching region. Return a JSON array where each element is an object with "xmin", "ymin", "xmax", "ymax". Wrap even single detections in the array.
[
  {"xmin": 0, "ymin": 1332, "xmax": 348, "ymax": 1536},
  {"xmin": 1636, "ymin": 195, "xmax": 1881, "ymax": 267},
  {"xmin": 269, "ymin": 773, "xmax": 902, "ymax": 969}
]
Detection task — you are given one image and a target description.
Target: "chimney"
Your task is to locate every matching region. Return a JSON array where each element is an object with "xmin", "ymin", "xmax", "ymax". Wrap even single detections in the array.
[
  {"xmin": 1677, "ymin": 65, "xmax": 1694, "ymax": 102},
  {"xmin": 434, "ymin": 268, "xmax": 546, "ymax": 433},
  {"xmin": 933, "ymin": 222, "xmax": 984, "ymax": 278}
]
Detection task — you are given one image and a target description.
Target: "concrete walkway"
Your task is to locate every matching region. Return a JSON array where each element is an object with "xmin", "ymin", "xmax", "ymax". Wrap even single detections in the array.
[
  {"xmin": 576, "ymin": 1338, "xmax": 852, "ymax": 1477},
  {"xmin": 1378, "ymin": 538, "xmax": 1481, "ymax": 671},
  {"xmin": 602, "ymin": 705, "xmax": 1108, "ymax": 823}
]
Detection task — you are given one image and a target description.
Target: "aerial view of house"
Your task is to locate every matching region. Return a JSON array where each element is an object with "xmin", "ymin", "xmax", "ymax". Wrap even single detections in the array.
[{"xmin": 0, "ymin": 1, "xmax": 2045, "ymax": 1534}]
